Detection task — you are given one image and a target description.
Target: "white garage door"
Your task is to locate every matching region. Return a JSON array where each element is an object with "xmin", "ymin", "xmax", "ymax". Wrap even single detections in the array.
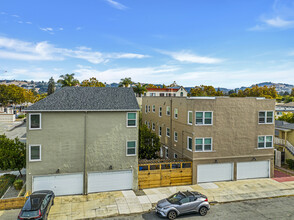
[
  {"xmin": 33, "ymin": 173, "xmax": 83, "ymax": 196},
  {"xmin": 197, "ymin": 163, "xmax": 234, "ymax": 183},
  {"xmin": 88, "ymin": 170, "xmax": 133, "ymax": 193},
  {"xmin": 237, "ymin": 161, "xmax": 269, "ymax": 180}
]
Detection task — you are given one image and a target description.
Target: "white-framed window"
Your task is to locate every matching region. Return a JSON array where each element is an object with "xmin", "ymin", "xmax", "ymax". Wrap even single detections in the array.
[
  {"xmin": 195, "ymin": 111, "xmax": 213, "ymax": 125},
  {"xmin": 276, "ymin": 112, "xmax": 282, "ymax": 116},
  {"xmin": 174, "ymin": 108, "xmax": 178, "ymax": 119},
  {"xmin": 159, "ymin": 126, "xmax": 162, "ymax": 136},
  {"xmin": 174, "ymin": 153, "xmax": 178, "ymax": 159},
  {"xmin": 145, "ymin": 121, "xmax": 147, "ymax": 126},
  {"xmin": 195, "ymin": 138, "xmax": 213, "ymax": 152},
  {"xmin": 145, "ymin": 105, "xmax": 147, "ymax": 114},
  {"xmin": 159, "ymin": 107, "xmax": 162, "ymax": 117},
  {"xmin": 174, "ymin": 131, "xmax": 178, "ymax": 142},
  {"xmin": 152, "ymin": 122, "xmax": 155, "ymax": 131},
  {"xmin": 126, "ymin": 141, "xmax": 136, "ymax": 156},
  {"xmin": 29, "ymin": 145, "xmax": 41, "ymax": 161},
  {"xmin": 258, "ymin": 135, "xmax": 273, "ymax": 148},
  {"xmin": 150, "ymin": 93, "xmax": 156, "ymax": 96},
  {"xmin": 259, "ymin": 111, "xmax": 274, "ymax": 124},
  {"xmin": 147, "ymin": 122, "xmax": 150, "ymax": 129},
  {"xmin": 127, "ymin": 112, "xmax": 137, "ymax": 127},
  {"xmin": 188, "ymin": 111, "xmax": 193, "ymax": 125},
  {"xmin": 148, "ymin": 105, "xmax": 151, "ymax": 112},
  {"xmin": 165, "ymin": 147, "xmax": 168, "ymax": 158},
  {"xmin": 29, "ymin": 113, "xmax": 41, "ymax": 130},
  {"xmin": 166, "ymin": 106, "xmax": 171, "ymax": 116},
  {"xmin": 166, "ymin": 127, "xmax": 170, "ymax": 137},
  {"xmin": 152, "ymin": 105, "xmax": 155, "ymax": 112},
  {"xmin": 187, "ymin": 137, "xmax": 192, "ymax": 151}
]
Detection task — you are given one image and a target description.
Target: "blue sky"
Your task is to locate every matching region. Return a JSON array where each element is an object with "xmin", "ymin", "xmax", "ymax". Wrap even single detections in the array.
[{"xmin": 0, "ymin": 0, "xmax": 294, "ymax": 88}]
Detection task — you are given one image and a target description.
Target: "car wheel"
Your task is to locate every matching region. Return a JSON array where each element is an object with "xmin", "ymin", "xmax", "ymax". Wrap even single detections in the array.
[
  {"xmin": 199, "ymin": 206, "xmax": 208, "ymax": 216},
  {"xmin": 167, "ymin": 210, "xmax": 177, "ymax": 220}
]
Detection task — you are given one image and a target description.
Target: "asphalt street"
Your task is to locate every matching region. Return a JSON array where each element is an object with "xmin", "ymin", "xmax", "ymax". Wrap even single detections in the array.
[{"xmin": 104, "ymin": 196, "xmax": 294, "ymax": 220}]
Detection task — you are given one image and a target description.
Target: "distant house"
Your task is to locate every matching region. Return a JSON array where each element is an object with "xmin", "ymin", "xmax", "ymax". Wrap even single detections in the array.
[
  {"xmin": 145, "ymin": 86, "xmax": 188, "ymax": 97},
  {"xmin": 275, "ymin": 102, "xmax": 294, "ymax": 118},
  {"xmin": 24, "ymin": 87, "xmax": 139, "ymax": 196}
]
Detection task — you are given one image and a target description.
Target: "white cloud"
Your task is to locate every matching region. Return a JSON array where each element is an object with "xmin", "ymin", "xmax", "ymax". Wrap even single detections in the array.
[
  {"xmin": 263, "ymin": 16, "xmax": 294, "ymax": 28},
  {"xmin": 106, "ymin": 0, "xmax": 128, "ymax": 10},
  {"xmin": 26, "ymin": 21, "xmax": 32, "ymax": 24},
  {"xmin": 11, "ymin": 14, "xmax": 19, "ymax": 18},
  {"xmin": 40, "ymin": 27, "xmax": 54, "ymax": 32},
  {"xmin": 159, "ymin": 50, "xmax": 223, "ymax": 64},
  {"xmin": 76, "ymin": 27, "xmax": 82, "ymax": 31},
  {"xmin": 0, "ymin": 36, "xmax": 149, "ymax": 63}
]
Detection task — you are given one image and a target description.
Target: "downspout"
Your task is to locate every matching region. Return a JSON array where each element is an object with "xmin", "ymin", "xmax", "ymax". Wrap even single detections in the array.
[{"xmin": 83, "ymin": 111, "xmax": 88, "ymax": 195}]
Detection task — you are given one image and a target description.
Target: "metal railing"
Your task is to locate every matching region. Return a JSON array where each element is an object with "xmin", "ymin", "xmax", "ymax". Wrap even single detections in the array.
[{"xmin": 275, "ymin": 137, "xmax": 294, "ymax": 155}]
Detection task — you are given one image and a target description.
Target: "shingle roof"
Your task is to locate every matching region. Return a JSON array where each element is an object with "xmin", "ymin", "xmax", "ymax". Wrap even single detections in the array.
[
  {"xmin": 25, "ymin": 87, "xmax": 139, "ymax": 112},
  {"xmin": 275, "ymin": 120, "xmax": 294, "ymax": 130}
]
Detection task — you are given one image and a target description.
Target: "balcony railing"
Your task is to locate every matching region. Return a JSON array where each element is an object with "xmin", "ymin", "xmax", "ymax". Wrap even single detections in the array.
[{"xmin": 275, "ymin": 137, "xmax": 294, "ymax": 156}]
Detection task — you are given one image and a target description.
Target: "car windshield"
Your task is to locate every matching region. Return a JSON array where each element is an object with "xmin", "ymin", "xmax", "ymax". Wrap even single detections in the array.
[
  {"xmin": 20, "ymin": 210, "xmax": 39, "ymax": 218},
  {"xmin": 167, "ymin": 193, "xmax": 185, "ymax": 204}
]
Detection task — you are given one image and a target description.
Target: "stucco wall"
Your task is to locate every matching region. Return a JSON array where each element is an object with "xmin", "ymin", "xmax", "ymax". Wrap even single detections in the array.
[
  {"xmin": 142, "ymin": 97, "xmax": 275, "ymax": 183},
  {"xmin": 26, "ymin": 111, "xmax": 138, "ymax": 192}
]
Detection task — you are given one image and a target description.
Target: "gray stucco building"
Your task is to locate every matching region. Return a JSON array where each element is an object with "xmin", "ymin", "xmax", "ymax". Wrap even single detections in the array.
[{"xmin": 25, "ymin": 87, "xmax": 139, "ymax": 196}]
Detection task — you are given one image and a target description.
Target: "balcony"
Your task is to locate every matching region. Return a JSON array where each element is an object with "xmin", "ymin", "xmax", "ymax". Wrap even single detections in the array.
[{"xmin": 275, "ymin": 137, "xmax": 294, "ymax": 156}]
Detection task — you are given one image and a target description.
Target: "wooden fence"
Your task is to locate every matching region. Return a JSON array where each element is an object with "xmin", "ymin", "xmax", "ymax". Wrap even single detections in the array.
[{"xmin": 138, "ymin": 161, "xmax": 192, "ymax": 189}]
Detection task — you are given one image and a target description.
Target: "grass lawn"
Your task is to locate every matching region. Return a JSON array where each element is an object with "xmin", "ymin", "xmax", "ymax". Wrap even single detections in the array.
[{"xmin": 0, "ymin": 174, "xmax": 17, "ymax": 198}]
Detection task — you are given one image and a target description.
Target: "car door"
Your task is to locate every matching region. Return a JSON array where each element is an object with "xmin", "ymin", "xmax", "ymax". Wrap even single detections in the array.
[{"xmin": 176, "ymin": 197, "xmax": 191, "ymax": 214}]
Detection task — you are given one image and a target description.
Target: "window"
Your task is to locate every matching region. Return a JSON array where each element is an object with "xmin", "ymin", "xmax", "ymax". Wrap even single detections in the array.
[
  {"xmin": 152, "ymin": 123, "xmax": 155, "ymax": 131},
  {"xmin": 187, "ymin": 137, "xmax": 192, "ymax": 151},
  {"xmin": 159, "ymin": 126, "xmax": 162, "ymax": 136},
  {"xmin": 188, "ymin": 111, "xmax": 192, "ymax": 125},
  {"xmin": 160, "ymin": 93, "xmax": 164, "ymax": 97},
  {"xmin": 165, "ymin": 147, "xmax": 168, "ymax": 158},
  {"xmin": 174, "ymin": 153, "xmax": 178, "ymax": 159},
  {"xmin": 145, "ymin": 105, "xmax": 147, "ymax": 113},
  {"xmin": 180, "ymin": 92, "xmax": 183, "ymax": 97},
  {"xmin": 147, "ymin": 122, "xmax": 150, "ymax": 129},
  {"xmin": 152, "ymin": 105, "xmax": 155, "ymax": 112},
  {"xmin": 277, "ymin": 112, "xmax": 282, "ymax": 116},
  {"xmin": 148, "ymin": 105, "xmax": 151, "ymax": 112},
  {"xmin": 195, "ymin": 111, "xmax": 213, "ymax": 125},
  {"xmin": 126, "ymin": 141, "xmax": 136, "ymax": 156},
  {"xmin": 159, "ymin": 107, "xmax": 162, "ymax": 117},
  {"xmin": 166, "ymin": 128, "xmax": 170, "ymax": 137},
  {"xmin": 258, "ymin": 136, "xmax": 273, "ymax": 148},
  {"xmin": 160, "ymin": 147, "xmax": 163, "ymax": 157},
  {"xmin": 29, "ymin": 145, "xmax": 41, "ymax": 161},
  {"xmin": 174, "ymin": 131, "xmax": 178, "ymax": 142},
  {"xmin": 150, "ymin": 93, "xmax": 156, "ymax": 96},
  {"xmin": 127, "ymin": 112, "xmax": 137, "ymax": 127},
  {"xmin": 166, "ymin": 106, "xmax": 171, "ymax": 116},
  {"xmin": 29, "ymin": 113, "xmax": 41, "ymax": 130},
  {"xmin": 259, "ymin": 111, "xmax": 274, "ymax": 124},
  {"xmin": 195, "ymin": 138, "xmax": 212, "ymax": 151},
  {"xmin": 174, "ymin": 108, "xmax": 178, "ymax": 119},
  {"xmin": 145, "ymin": 121, "xmax": 147, "ymax": 126}
]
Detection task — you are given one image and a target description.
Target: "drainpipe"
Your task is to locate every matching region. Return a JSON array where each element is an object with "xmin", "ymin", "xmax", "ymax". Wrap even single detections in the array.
[{"xmin": 83, "ymin": 111, "xmax": 88, "ymax": 195}]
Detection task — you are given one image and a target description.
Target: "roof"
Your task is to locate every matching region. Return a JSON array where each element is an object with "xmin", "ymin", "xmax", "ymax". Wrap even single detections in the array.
[
  {"xmin": 25, "ymin": 87, "xmax": 139, "ymax": 112},
  {"xmin": 275, "ymin": 120, "xmax": 294, "ymax": 130},
  {"xmin": 147, "ymin": 88, "xmax": 179, "ymax": 92}
]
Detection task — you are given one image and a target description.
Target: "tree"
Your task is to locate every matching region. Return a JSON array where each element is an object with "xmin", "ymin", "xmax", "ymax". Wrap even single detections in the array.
[
  {"xmin": 133, "ymin": 83, "xmax": 147, "ymax": 97},
  {"xmin": 139, "ymin": 123, "xmax": 161, "ymax": 159},
  {"xmin": 0, "ymin": 84, "xmax": 26, "ymax": 106},
  {"xmin": 291, "ymin": 88, "xmax": 294, "ymax": 97},
  {"xmin": 229, "ymin": 85, "xmax": 278, "ymax": 99},
  {"xmin": 278, "ymin": 113, "xmax": 294, "ymax": 123},
  {"xmin": 57, "ymin": 73, "xmax": 79, "ymax": 87},
  {"xmin": 47, "ymin": 77, "xmax": 56, "ymax": 95},
  {"xmin": 119, "ymin": 77, "xmax": 133, "ymax": 87},
  {"xmin": 0, "ymin": 135, "xmax": 26, "ymax": 176},
  {"xmin": 80, "ymin": 77, "xmax": 105, "ymax": 87},
  {"xmin": 189, "ymin": 85, "xmax": 223, "ymax": 97},
  {"xmin": 146, "ymin": 84, "xmax": 159, "ymax": 89}
]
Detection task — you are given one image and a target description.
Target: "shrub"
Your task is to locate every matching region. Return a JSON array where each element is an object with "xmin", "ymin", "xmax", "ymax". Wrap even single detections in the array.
[
  {"xmin": 0, "ymin": 174, "xmax": 17, "ymax": 197},
  {"xmin": 13, "ymin": 179, "xmax": 24, "ymax": 190},
  {"xmin": 17, "ymin": 114, "xmax": 26, "ymax": 119},
  {"xmin": 286, "ymin": 159, "xmax": 294, "ymax": 170}
]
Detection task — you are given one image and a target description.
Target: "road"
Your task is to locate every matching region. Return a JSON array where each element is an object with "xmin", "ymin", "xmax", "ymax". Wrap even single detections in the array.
[
  {"xmin": 1, "ymin": 196, "xmax": 294, "ymax": 220},
  {"xmin": 104, "ymin": 196, "xmax": 294, "ymax": 220},
  {"xmin": 0, "ymin": 121, "xmax": 26, "ymax": 140}
]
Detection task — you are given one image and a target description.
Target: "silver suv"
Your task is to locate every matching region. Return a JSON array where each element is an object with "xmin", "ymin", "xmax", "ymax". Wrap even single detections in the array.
[{"xmin": 156, "ymin": 191, "xmax": 210, "ymax": 219}]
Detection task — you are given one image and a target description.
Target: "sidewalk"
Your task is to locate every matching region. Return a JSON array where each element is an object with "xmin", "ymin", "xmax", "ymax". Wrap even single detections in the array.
[{"xmin": 48, "ymin": 178, "xmax": 294, "ymax": 220}]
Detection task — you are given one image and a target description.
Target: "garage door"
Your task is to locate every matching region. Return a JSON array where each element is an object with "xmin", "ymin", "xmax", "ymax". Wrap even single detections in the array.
[
  {"xmin": 237, "ymin": 161, "xmax": 269, "ymax": 180},
  {"xmin": 197, "ymin": 163, "xmax": 233, "ymax": 183},
  {"xmin": 88, "ymin": 170, "xmax": 133, "ymax": 193},
  {"xmin": 33, "ymin": 173, "xmax": 83, "ymax": 196}
]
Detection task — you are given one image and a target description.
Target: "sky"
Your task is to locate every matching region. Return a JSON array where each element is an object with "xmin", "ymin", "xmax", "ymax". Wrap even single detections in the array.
[{"xmin": 0, "ymin": 0, "xmax": 294, "ymax": 88}]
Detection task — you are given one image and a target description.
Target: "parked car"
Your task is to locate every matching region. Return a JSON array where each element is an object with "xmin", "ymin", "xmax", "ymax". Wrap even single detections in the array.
[
  {"xmin": 17, "ymin": 190, "xmax": 55, "ymax": 220},
  {"xmin": 156, "ymin": 191, "xmax": 210, "ymax": 219}
]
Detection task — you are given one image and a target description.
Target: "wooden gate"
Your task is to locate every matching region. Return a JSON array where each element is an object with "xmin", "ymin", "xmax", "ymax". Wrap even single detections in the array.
[{"xmin": 138, "ymin": 160, "xmax": 192, "ymax": 189}]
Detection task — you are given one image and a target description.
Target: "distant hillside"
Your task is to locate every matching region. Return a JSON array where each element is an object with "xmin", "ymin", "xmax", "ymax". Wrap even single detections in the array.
[{"xmin": 236, "ymin": 82, "xmax": 294, "ymax": 93}]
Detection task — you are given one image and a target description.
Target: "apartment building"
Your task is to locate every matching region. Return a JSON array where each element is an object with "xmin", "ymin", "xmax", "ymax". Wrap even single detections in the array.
[
  {"xmin": 142, "ymin": 96, "xmax": 275, "ymax": 184},
  {"xmin": 145, "ymin": 86, "xmax": 188, "ymax": 97}
]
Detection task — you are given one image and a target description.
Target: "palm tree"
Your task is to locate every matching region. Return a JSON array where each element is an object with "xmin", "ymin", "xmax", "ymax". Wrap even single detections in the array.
[
  {"xmin": 57, "ymin": 73, "xmax": 79, "ymax": 87},
  {"xmin": 119, "ymin": 77, "xmax": 133, "ymax": 87},
  {"xmin": 133, "ymin": 83, "xmax": 147, "ymax": 97}
]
